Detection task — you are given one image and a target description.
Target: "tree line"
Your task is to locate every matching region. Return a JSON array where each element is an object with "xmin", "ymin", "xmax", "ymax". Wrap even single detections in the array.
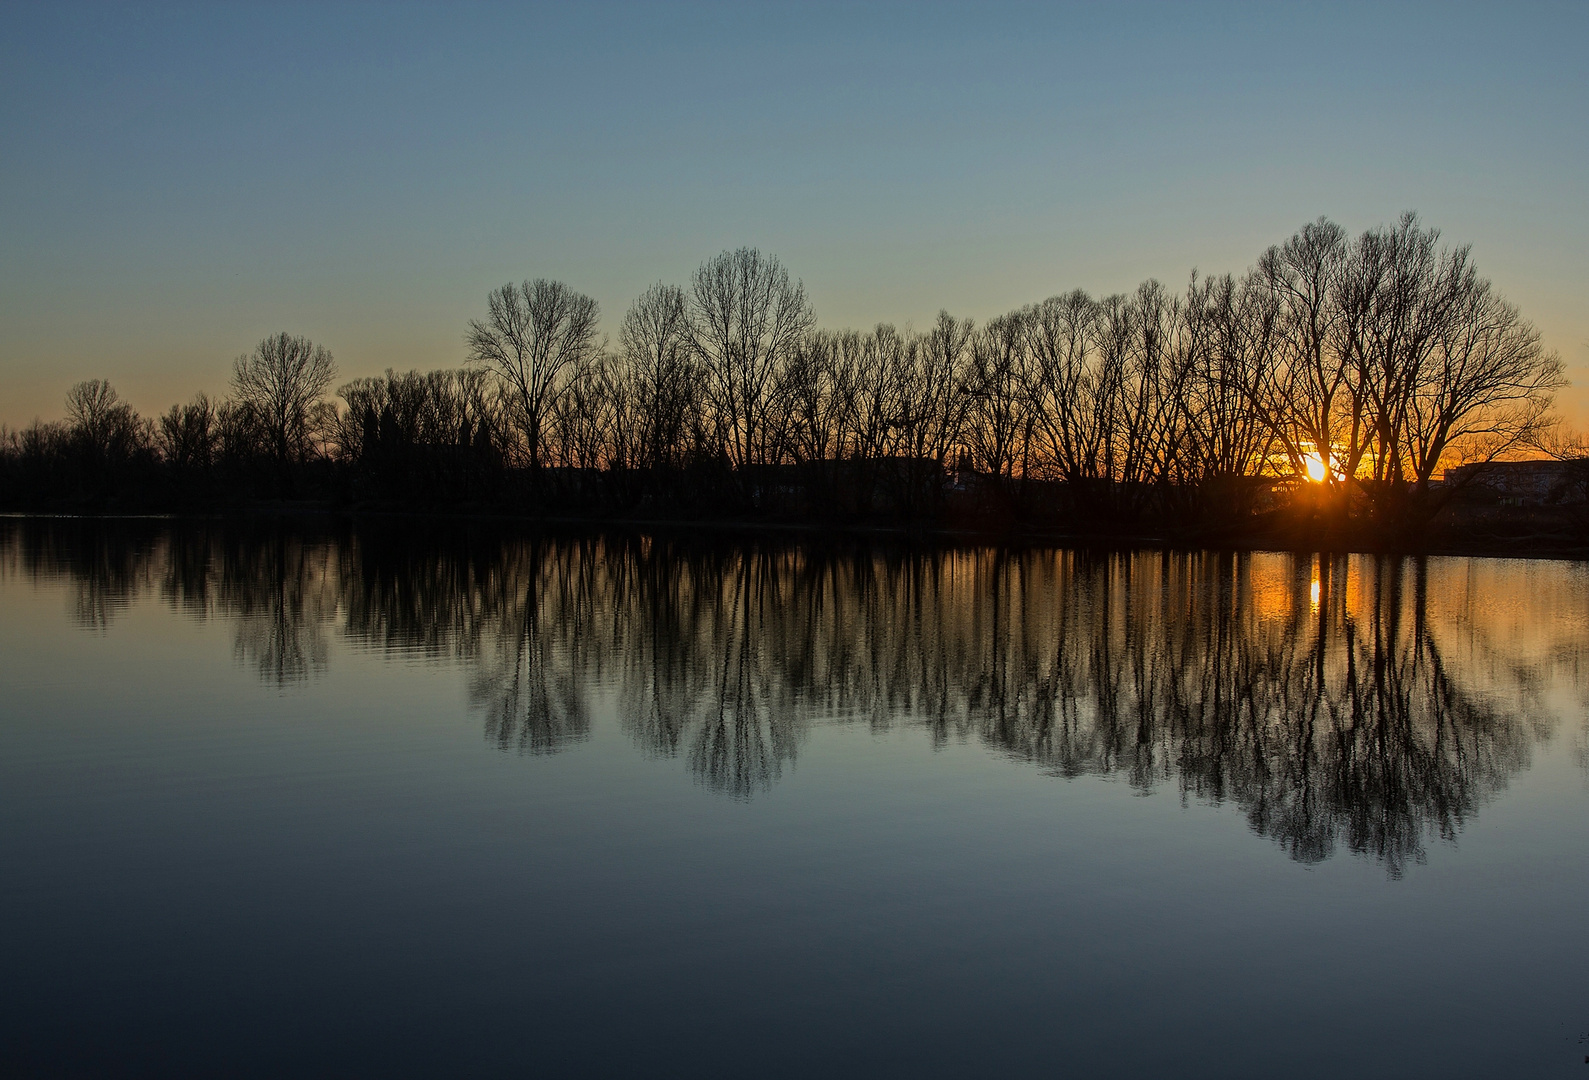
[{"xmin": 0, "ymin": 214, "xmax": 1569, "ymax": 542}]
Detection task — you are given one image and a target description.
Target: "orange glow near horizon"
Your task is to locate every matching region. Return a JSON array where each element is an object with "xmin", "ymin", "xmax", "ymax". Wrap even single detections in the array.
[{"xmin": 1304, "ymin": 454, "xmax": 1329, "ymax": 482}]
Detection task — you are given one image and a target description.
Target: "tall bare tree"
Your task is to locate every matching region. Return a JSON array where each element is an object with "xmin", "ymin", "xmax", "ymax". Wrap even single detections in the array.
[
  {"xmin": 1337, "ymin": 215, "xmax": 1563, "ymax": 520},
  {"xmin": 1404, "ymin": 281, "xmax": 1560, "ymax": 484},
  {"xmin": 1255, "ymin": 214, "xmax": 1564, "ymax": 529},
  {"xmin": 779, "ymin": 330, "xmax": 843, "ymax": 468},
  {"xmin": 467, "ymin": 279, "xmax": 600, "ymax": 476},
  {"xmin": 157, "ymin": 395, "xmax": 217, "ymax": 469},
  {"xmin": 689, "ymin": 248, "xmax": 815, "ymax": 472},
  {"xmin": 907, "ymin": 310, "xmax": 975, "ymax": 474},
  {"xmin": 1023, "ymin": 290, "xmax": 1098, "ymax": 484},
  {"xmin": 1177, "ymin": 272, "xmax": 1281, "ymax": 516},
  {"xmin": 965, "ymin": 311, "xmax": 1031, "ymax": 486},
  {"xmin": 618, "ymin": 283, "xmax": 697, "ymax": 473},
  {"xmin": 230, "ymin": 333, "xmax": 336, "ymax": 469},
  {"xmin": 1256, "ymin": 218, "xmax": 1350, "ymax": 483},
  {"xmin": 65, "ymin": 379, "xmax": 143, "ymax": 461}
]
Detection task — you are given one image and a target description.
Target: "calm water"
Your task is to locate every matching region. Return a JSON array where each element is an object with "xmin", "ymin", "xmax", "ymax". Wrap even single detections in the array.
[{"xmin": 2, "ymin": 519, "xmax": 1586, "ymax": 1078}]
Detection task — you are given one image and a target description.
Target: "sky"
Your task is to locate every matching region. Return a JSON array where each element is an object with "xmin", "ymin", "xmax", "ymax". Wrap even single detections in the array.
[{"xmin": 2, "ymin": 0, "xmax": 1586, "ymax": 429}]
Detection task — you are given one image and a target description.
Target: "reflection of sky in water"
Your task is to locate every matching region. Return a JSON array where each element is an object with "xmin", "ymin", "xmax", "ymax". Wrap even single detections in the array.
[{"xmin": 1, "ymin": 521, "xmax": 1587, "ymax": 1077}]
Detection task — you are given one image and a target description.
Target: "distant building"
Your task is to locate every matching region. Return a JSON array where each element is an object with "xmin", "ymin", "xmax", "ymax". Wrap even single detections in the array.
[{"xmin": 1441, "ymin": 459, "xmax": 1585, "ymax": 505}]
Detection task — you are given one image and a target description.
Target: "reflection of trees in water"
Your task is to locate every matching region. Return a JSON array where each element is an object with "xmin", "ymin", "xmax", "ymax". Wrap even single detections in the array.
[
  {"xmin": 163, "ymin": 526, "xmax": 336, "ymax": 685},
  {"xmin": 701, "ymin": 556, "xmax": 806, "ymax": 798},
  {"xmin": 0, "ymin": 519, "xmax": 155, "ymax": 630},
  {"xmin": 1108, "ymin": 557, "xmax": 1532, "ymax": 874},
  {"xmin": 468, "ymin": 538, "xmax": 593, "ymax": 755},
  {"xmin": 218, "ymin": 533, "xmax": 335, "ymax": 685},
  {"xmin": 1, "ymin": 519, "xmax": 336, "ymax": 684},
  {"xmin": 920, "ymin": 553, "xmax": 1543, "ymax": 874},
  {"xmin": 4, "ymin": 518, "xmax": 1582, "ymax": 869}
]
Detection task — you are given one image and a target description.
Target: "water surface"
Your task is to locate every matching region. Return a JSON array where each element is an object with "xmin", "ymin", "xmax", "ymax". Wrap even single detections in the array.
[{"xmin": 2, "ymin": 520, "xmax": 1586, "ymax": 1077}]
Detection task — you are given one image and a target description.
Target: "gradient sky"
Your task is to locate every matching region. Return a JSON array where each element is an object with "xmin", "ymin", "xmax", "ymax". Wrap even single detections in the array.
[{"xmin": 3, "ymin": 0, "xmax": 1586, "ymax": 429}]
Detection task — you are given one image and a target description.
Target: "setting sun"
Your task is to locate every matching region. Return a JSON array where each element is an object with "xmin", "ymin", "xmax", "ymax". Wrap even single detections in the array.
[{"xmin": 1304, "ymin": 454, "xmax": 1329, "ymax": 482}]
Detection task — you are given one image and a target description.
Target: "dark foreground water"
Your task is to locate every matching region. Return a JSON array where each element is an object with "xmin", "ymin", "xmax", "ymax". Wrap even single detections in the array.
[{"xmin": 1, "ymin": 519, "xmax": 1586, "ymax": 1078}]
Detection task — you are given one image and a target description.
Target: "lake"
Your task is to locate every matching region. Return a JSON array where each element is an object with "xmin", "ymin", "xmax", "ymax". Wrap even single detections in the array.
[{"xmin": 2, "ymin": 518, "xmax": 1586, "ymax": 1077}]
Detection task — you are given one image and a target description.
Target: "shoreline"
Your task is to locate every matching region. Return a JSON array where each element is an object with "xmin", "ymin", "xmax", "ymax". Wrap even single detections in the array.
[{"xmin": 4, "ymin": 506, "xmax": 1585, "ymax": 562}]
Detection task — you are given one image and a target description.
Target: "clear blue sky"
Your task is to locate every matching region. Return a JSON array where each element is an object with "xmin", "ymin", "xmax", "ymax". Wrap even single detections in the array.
[{"xmin": 3, "ymin": 0, "xmax": 1586, "ymax": 427}]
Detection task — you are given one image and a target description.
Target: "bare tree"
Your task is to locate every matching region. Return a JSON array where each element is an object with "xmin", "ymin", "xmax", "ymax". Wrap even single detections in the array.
[
  {"xmin": 618, "ymin": 283, "xmax": 697, "ymax": 473},
  {"xmin": 1177, "ymin": 272, "xmax": 1282, "ymax": 517},
  {"xmin": 827, "ymin": 326, "xmax": 901, "ymax": 513},
  {"xmin": 1401, "ymin": 266, "xmax": 1562, "ymax": 489},
  {"xmin": 467, "ymin": 279, "xmax": 600, "ymax": 476},
  {"xmin": 779, "ymin": 329, "xmax": 843, "ymax": 467},
  {"xmin": 909, "ymin": 310, "xmax": 975, "ymax": 473},
  {"xmin": 157, "ymin": 395, "xmax": 217, "ymax": 469},
  {"xmin": 1256, "ymin": 218, "xmax": 1351, "ymax": 483},
  {"xmin": 964, "ymin": 313, "xmax": 1027, "ymax": 484},
  {"xmin": 548, "ymin": 353, "xmax": 614, "ymax": 475},
  {"xmin": 1253, "ymin": 214, "xmax": 1565, "ymax": 530},
  {"xmin": 689, "ymin": 248, "xmax": 815, "ymax": 472},
  {"xmin": 847, "ymin": 324, "xmax": 907, "ymax": 465},
  {"xmin": 230, "ymin": 333, "xmax": 336, "ymax": 469},
  {"xmin": 65, "ymin": 379, "xmax": 143, "ymax": 461},
  {"xmin": 1023, "ymin": 290, "xmax": 1098, "ymax": 484},
  {"xmin": 1122, "ymin": 278, "xmax": 1193, "ymax": 493},
  {"xmin": 1336, "ymin": 215, "xmax": 1562, "ymax": 497},
  {"xmin": 1334, "ymin": 213, "xmax": 1456, "ymax": 491}
]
